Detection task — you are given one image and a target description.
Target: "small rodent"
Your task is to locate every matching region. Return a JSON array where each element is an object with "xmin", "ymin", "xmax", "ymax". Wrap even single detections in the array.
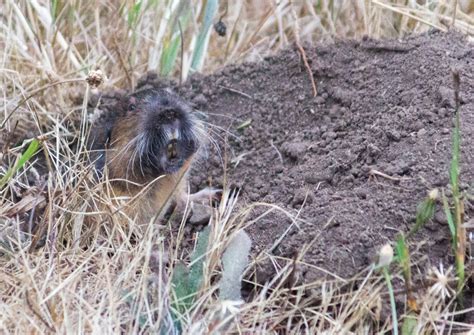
[{"xmin": 88, "ymin": 87, "xmax": 207, "ymax": 225}]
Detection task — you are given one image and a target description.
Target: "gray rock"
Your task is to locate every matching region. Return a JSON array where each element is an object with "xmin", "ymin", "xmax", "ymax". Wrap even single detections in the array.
[{"xmin": 188, "ymin": 203, "xmax": 212, "ymax": 226}]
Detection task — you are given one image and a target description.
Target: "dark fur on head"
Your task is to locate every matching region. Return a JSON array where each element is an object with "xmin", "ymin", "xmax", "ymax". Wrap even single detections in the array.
[{"xmin": 88, "ymin": 88, "xmax": 203, "ymax": 186}]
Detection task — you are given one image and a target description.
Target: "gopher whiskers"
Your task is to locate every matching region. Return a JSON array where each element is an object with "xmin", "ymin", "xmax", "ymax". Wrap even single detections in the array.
[
  {"xmin": 136, "ymin": 133, "xmax": 147, "ymax": 177},
  {"xmin": 105, "ymin": 136, "xmax": 138, "ymax": 180},
  {"xmin": 200, "ymin": 120, "xmax": 239, "ymax": 141},
  {"xmin": 112, "ymin": 134, "xmax": 139, "ymax": 181},
  {"xmin": 193, "ymin": 123, "xmax": 225, "ymax": 165}
]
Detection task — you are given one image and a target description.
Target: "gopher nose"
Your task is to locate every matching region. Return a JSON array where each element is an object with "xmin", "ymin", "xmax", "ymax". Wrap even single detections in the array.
[{"xmin": 161, "ymin": 108, "xmax": 179, "ymax": 121}]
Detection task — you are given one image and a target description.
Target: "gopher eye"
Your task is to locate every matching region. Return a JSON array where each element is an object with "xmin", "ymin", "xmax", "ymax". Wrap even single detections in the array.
[{"xmin": 127, "ymin": 96, "xmax": 137, "ymax": 112}]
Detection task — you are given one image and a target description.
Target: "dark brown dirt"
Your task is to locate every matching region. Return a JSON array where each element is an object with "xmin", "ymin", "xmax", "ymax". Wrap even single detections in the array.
[{"xmin": 161, "ymin": 31, "xmax": 474, "ymax": 286}]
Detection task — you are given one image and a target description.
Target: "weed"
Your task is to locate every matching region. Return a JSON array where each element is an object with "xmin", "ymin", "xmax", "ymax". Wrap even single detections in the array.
[
  {"xmin": 445, "ymin": 70, "xmax": 466, "ymax": 304},
  {"xmin": 0, "ymin": 139, "xmax": 40, "ymax": 190},
  {"xmin": 378, "ymin": 244, "xmax": 398, "ymax": 335}
]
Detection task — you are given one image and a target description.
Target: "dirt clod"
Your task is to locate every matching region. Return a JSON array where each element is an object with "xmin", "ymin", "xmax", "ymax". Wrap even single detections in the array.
[{"xmin": 281, "ymin": 141, "xmax": 307, "ymax": 161}]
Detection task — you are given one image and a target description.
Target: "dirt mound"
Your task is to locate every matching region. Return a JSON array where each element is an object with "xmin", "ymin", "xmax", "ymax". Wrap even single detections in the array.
[{"xmin": 157, "ymin": 30, "xmax": 474, "ymax": 283}]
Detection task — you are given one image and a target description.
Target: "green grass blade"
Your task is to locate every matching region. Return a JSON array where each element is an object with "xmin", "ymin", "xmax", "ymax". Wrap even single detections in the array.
[
  {"xmin": 236, "ymin": 119, "xmax": 252, "ymax": 130},
  {"xmin": 0, "ymin": 139, "xmax": 40, "ymax": 189},
  {"xmin": 395, "ymin": 234, "xmax": 410, "ymax": 284},
  {"xmin": 160, "ymin": 1, "xmax": 191, "ymax": 76},
  {"xmin": 441, "ymin": 192, "xmax": 456, "ymax": 242},
  {"xmin": 407, "ymin": 191, "xmax": 437, "ymax": 238},
  {"xmin": 50, "ymin": 0, "xmax": 59, "ymax": 22},
  {"xmin": 382, "ymin": 267, "xmax": 399, "ymax": 335},
  {"xmin": 395, "ymin": 234, "xmax": 417, "ymax": 312},
  {"xmin": 161, "ymin": 35, "xmax": 182, "ymax": 77},
  {"xmin": 449, "ymin": 124, "xmax": 460, "ymax": 196},
  {"xmin": 450, "ymin": 71, "xmax": 465, "ymax": 303},
  {"xmin": 449, "ymin": 71, "xmax": 461, "ymax": 197},
  {"xmin": 190, "ymin": 0, "xmax": 219, "ymax": 71},
  {"xmin": 127, "ymin": 1, "xmax": 143, "ymax": 29}
]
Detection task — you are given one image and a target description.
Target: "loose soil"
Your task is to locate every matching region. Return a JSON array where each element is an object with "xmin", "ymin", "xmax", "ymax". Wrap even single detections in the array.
[{"xmin": 162, "ymin": 31, "xmax": 473, "ymax": 288}]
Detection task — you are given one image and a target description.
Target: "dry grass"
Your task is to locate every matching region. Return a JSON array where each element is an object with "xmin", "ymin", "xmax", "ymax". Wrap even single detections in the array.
[{"xmin": 1, "ymin": 0, "xmax": 473, "ymax": 333}]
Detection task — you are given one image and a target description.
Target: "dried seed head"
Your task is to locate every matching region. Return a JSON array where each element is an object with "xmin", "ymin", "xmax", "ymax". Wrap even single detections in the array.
[
  {"xmin": 427, "ymin": 263, "xmax": 455, "ymax": 301},
  {"xmin": 86, "ymin": 70, "xmax": 105, "ymax": 88},
  {"xmin": 452, "ymin": 69, "xmax": 460, "ymax": 94},
  {"xmin": 428, "ymin": 188, "xmax": 439, "ymax": 201},
  {"xmin": 214, "ymin": 20, "xmax": 227, "ymax": 37},
  {"xmin": 378, "ymin": 244, "xmax": 394, "ymax": 267}
]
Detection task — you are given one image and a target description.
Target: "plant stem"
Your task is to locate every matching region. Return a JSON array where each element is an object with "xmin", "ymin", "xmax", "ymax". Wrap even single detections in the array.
[{"xmin": 383, "ymin": 267, "xmax": 398, "ymax": 335}]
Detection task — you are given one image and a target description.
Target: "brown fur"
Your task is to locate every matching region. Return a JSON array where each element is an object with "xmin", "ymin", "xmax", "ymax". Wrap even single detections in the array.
[{"xmin": 106, "ymin": 157, "xmax": 192, "ymax": 227}]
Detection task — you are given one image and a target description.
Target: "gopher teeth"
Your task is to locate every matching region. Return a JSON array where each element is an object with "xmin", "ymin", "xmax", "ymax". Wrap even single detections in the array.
[{"xmin": 167, "ymin": 142, "xmax": 177, "ymax": 159}]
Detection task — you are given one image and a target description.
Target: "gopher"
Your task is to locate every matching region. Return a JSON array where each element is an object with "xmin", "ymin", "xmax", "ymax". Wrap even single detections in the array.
[{"xmin": 88, "ymin": 87, "xmax": 214, "ymax": 226}]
